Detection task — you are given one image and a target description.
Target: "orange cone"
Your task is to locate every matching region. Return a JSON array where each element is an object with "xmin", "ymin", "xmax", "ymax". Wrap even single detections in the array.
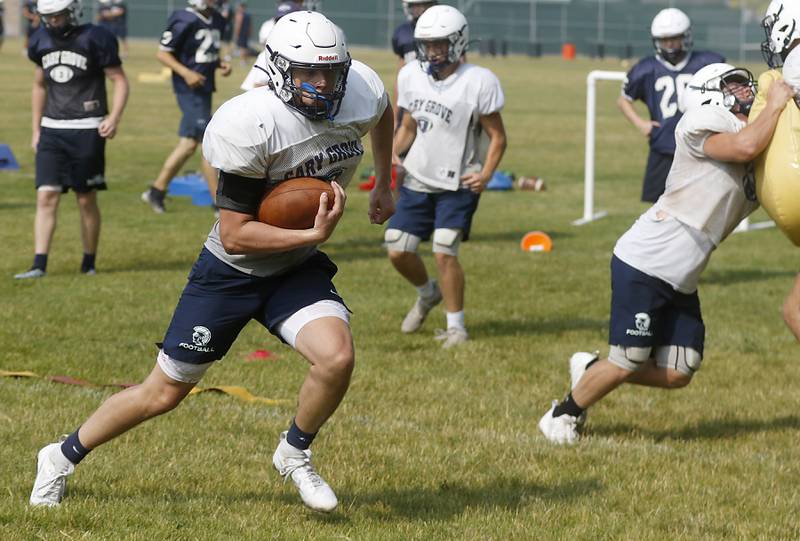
[{"xmin": 520, "ymin": 231, "xmax": 553, "ymax": 252}]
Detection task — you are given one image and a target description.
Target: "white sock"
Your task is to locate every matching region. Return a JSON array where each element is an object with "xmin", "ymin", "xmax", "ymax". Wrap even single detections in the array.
[
  {"xmin": 446, "ymin": 310, "xmax": 465, "ymax": 330},
  {"xmin": 416, "ymin": 280, "xmax": 435, "ymax": 298}
]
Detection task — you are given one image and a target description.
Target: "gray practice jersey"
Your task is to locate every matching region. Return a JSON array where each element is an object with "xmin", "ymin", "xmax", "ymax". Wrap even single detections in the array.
[
  {"xmin": 614, "ymin": 105, "xmax": 759, "ymax": 293},
  {"xmin": 203, "ymin": 60, "xmax": 388, "ymax": 276}
]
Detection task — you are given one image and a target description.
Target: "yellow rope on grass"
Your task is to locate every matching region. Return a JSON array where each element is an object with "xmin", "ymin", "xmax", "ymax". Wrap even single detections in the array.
[{"xmin": 0, "ymin": 370, "xmax": 290, "ymax": 407}]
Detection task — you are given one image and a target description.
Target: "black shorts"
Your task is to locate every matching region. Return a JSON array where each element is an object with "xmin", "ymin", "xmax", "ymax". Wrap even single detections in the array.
[
  {"xmin": 641, "ymin": 150, "xmax": 673, "ymax": 203},
  {"xmin": 608, "ymin": 255, "xmax": 705, "ymax": 356},
  {"xmin": 161, "ymin": 248, "xmax": 346, "ymax": 364},
  {"xmin": 36, "ymin": 127, "xmax": 106, "ymax": 193}
]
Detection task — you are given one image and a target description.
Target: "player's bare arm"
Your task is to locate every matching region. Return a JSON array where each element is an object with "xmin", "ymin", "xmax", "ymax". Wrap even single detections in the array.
[
  {"xmin": 218, "ymin": 181, "xmax": 346, "ymax": 254},
  {"xmin": 30, "ymin": 67, "xmax": 45, "ymax": 151},
  {"xmin": 393, "ymin": 109, "xmax": 417, "ymax": 163},
  {"xmin": 783, "ymin": 274, "xmax": 800, "ymax": 341},
  {"xmin": 461, "ymin": 112, "xmax": 507, "ymax": 193},
  {"xmin": 704, "ymin": 79, "xmax": 795, "ymax": 162},
  {"xmin": 98, "ymin": 66, "xmax": 130, "ymax": 139},
  {"xmin": 369, "ymin": 102, "xmax": 396, "ymax": 224},
  {"xmin": 617, "ymin": 95, "xmax": 660, "ymax": 137},
  {"xmin": 156, "ymin": 49, "xmax": 206, "ymax": 89}
]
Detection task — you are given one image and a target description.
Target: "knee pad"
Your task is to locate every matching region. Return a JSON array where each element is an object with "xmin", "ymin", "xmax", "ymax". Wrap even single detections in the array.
[
  {"xmin": 384, "ymin": 229, "xmax": 421, "ymax": 253},
  {"xmin": 432, "ymin": 228, "xmax": 462, "ymax": 256},
  {"xmin": 608, "ymin": 344, "xmax": 652, "ymax": 372},
  {"xmin": 156, "ymin": 349, "xmax": 213, "ymax": 384},
  {"xmin": 655, "ymin": 345, "xmax": 702, "ymax": 376}
]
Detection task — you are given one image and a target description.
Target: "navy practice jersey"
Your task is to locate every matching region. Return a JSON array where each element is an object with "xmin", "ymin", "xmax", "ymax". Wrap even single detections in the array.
[
  {"xmin": 622, "ymin": 51, "xmax": 725, "ymax": 155},
  {"xmin": 160, "ymin": 8, "xmax": 226, "ymax": 94},
  {"xmin": 392, "ymin": 21, "xmax": 417, "ymax": 64},
  {"xmin": 28, "ymin": 24, "xmax": 121, "ymax": 122}
]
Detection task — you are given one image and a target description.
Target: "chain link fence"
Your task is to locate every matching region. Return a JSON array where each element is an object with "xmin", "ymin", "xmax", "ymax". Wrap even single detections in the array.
[{"xmin": 99, "ymin": 1, "xmax": 770, "ymax": 63}]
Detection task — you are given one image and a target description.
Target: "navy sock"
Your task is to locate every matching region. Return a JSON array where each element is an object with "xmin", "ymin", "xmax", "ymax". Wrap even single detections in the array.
[
  {"xmin": 286, "ymin": 419, "xmax": 317, "ymax": 450},
  {"xmin": 81, "ymin": 253, "xmax": 96, "ymax": 273},
  {"xmin": 60, "ymin": 429, "xmax": 92, "ymax": 465},
  {"xmin": 33, "ymin": 253, "xmax": 48, "ymax": 271},
  {"xmin": 553, "ymin": 393, "xmax": 585, "ymax": 418}
]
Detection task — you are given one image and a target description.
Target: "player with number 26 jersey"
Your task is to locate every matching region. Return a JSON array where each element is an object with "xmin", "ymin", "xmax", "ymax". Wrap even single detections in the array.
[
  {"xmin": 159, "ymin": 6, "xmax": 226, "ymax": 94},
  {"xmin": 623, "ymin": 50, "xmax": 724, "ymax": 156}
]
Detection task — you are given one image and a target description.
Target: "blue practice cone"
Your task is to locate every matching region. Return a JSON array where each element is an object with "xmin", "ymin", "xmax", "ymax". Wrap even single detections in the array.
[{"xmin": 0, "ymin": 144, "xmax": 20, "ymax": 171}]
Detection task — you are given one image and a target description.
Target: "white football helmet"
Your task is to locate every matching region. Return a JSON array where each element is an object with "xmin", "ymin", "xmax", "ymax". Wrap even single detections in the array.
[
  {"xmin": 680, "ymin": 63, "xmax": 757, "ymax": 116},
  {"xmin": 263, "ymin": 11, "xmax": 351, "ymax": 121},
  {"xmin": 37, "ymin": 0, "xmax": 82, "ymax": 37},
  {"xmin": 651, "ymin": 8, "xmax": 692, "ymax": 65},
  {"xmin": 403, "ymin": 0, "xmax": 437, "ymax": 22},
  {"xmin": 414, "ymin": 5, "xmax": 468, "ymax": 74},
  {"xmin": 761, "ymin": 1, "xmax": 800, "ymax": 68},
  {"xmin": 188, "ymin": 0, "xmax": 215, "ymax": 10}
]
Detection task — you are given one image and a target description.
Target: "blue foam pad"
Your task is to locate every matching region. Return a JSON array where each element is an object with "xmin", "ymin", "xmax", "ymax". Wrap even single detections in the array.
[
  {"xmin": 0, "ymin": 144, "xmax": 20, "ymax": 171},
  {"xmin": 486, "ymin": 171, "xmax": 513, "ymax": 191},
  {"xmin": 167, "ymin": 173, "xmax": 207, "ymax": 196}
]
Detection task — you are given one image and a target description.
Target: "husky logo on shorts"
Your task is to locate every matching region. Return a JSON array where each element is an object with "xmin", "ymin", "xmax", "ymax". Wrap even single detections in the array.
[
  {"xmin": 626, "ymin": 312, "xmax": 653, "ymax": 337},
  {"xmin": 192, "ymin": 326, "xmax": 212, "ymax": 347}
]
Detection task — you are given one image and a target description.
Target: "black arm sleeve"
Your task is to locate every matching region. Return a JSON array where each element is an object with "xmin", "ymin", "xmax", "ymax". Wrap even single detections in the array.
[{"xmin": 216, "ymin": 171, "xmax": 269, "ymax": 215}]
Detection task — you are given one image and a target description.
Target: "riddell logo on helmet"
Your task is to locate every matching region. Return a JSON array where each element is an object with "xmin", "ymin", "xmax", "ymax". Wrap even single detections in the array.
[{"xmin": 318, "ymin": 55, "xmax": 339, "ymax": 61}]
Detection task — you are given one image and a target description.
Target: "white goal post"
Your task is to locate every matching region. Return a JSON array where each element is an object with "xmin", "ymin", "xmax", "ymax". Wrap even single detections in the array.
[{"xmin": 575, "ymin": 69, "xmax": 774, "ymax": 234}]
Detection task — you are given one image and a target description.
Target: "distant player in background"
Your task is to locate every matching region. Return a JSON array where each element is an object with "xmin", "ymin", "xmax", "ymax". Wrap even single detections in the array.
[
  {"xmin": 217, "ymin": 0, "xmax": 233, "ymax": 59},
  {"xmin": 96, "ymin": 0, "xmax": 128, "ymax": 58},
  {"xmin": 232, "ymin": 1, "xmax": 252, "ymax": 66},
  {"xmin": 29, "ymin": 11, "xmax": 394, "ymax": 513},
  {"xmin": 141, "ymin": 0, "xmax": 231, "ymax": 214},
  {"xmin": 539, "ymin": 64, "xmax": 795, "ymax": 445},
  {"xmin": 15, "ymin": 0, "xmax": 129, "ymax": 279},
  {"xmin": 241, "ymin": 1, "xmax": 301, "ymax": 91},
  {"xmin": 391, "ymin": 1, "xmax": 436, "ymax": 125},
  {"xmin": 618, "ymin": 8, "xmax": 724, "ymax": 202},
  {"xmin": 22, "ymin": 0, "xmax": 41, "ymax": 49},
  {"xmin": 386, "ymin": 5, "xmax": 507, "ymax": 348}
]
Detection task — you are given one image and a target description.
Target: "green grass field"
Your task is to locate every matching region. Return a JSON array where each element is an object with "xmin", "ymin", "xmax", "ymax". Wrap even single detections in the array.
[{"xmin": 1, "ymin": 38, "xmax": 799, "ymax": 540}]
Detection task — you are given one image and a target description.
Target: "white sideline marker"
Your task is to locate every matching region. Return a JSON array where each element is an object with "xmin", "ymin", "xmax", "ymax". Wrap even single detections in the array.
[{"xmin": 576, "ymin": 69, "xmax": 775, "ymax": 235}]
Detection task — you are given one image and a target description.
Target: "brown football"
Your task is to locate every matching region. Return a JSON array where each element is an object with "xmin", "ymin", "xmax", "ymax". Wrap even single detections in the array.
[{"xmin": 257, "ymin": 177, "xmax": 335, "ymax": 230}]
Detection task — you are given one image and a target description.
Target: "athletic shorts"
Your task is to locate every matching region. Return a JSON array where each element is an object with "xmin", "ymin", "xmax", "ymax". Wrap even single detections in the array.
[
  {"xmin": 386, "ymin": 186, "xmax": 481, "ymax": 241},
  {"xmin": 35, "ymin": 127, "xmax": 106, "ymax": 193},
  {"xmin": 608, "ymin": 255, "xmax": 705, "ymax": 356},
  {"xmin": 176, "ymin": 91, "xmax": 212, "ymax": 141},
  {"xmin": 641, "ymin": 150, "xmax": 673, "ymax": 203},
  {"xmin": 160, "ymin": 248, "xmax": 347, "ymax": 364}
]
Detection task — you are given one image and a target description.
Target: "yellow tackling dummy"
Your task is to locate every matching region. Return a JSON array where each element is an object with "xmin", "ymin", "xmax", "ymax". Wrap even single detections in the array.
[{"xmin": 751, "ymin": 49, "xmax": 800, "ymax": 246}]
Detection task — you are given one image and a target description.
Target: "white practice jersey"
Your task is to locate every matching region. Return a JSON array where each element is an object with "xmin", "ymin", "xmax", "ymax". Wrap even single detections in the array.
[
  {"xmin": 203, "ymin": 60, "xmax": 389, "ymax": 277},
  {"xmin": 398, "ymin": 61, "xmax": 504, "ymax": 192},
  {"xmin": 614, "ymin": 105, "xmax": 759, "ymax": 293}
]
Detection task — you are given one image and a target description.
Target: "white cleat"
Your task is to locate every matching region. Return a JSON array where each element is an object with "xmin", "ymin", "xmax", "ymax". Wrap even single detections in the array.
[
  {"xmin": 433, "ymin": 327, "xmax": 469, "ymax": 349},
  {"xmin": 401, "ymin": 281, "xmax": 443, "ymax": 333},
  {"xmin": 30, "ymin": 443, "xmax": 75, "ymax": 507},
  {"xmin": 538, "ymin": 401, "xmax": 580, "ymax": 445},
  {"xmin": 272, "ymin": 432, "xmax": 338, "ymax": 513},
  {"xmin": 14, "ymin": 268, "xmax": 46, "ymax": 280}
]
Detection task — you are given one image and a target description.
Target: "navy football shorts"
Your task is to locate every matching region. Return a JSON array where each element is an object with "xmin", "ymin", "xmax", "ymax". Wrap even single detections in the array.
[
  {"xmin": 161, "ymin": 248, "xmax": 346, "ymax": 364},
  {"xmin": 608, "ymin": 255, "xmax": 705, "ymax": 356},
  {"xmin": 387, "ymin": 186, "xmax": 481, "ymax": 241},
  {"xmin": 641, "ymin": 150, "xmax": 673, "ymax": 203},
  {"xmin": 176, "ymin": 91, "xmax": 212, "ymax": 141},
  {"xmin": 36, "ymin": 127, "xmax": 106, "ymax": 193}
]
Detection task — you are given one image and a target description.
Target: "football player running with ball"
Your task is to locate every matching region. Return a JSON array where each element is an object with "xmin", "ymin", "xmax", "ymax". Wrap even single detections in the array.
[
  {"xmin": 385, "ymin": 5, "xmax": 507, "ymax": 348},
  {"xmin": 30, "ymin": 11, "xmax": 395, "ymax": 513},
  {"xmin": 539, "ymin": 64, "xmax": 795, "ymax": 445}
]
